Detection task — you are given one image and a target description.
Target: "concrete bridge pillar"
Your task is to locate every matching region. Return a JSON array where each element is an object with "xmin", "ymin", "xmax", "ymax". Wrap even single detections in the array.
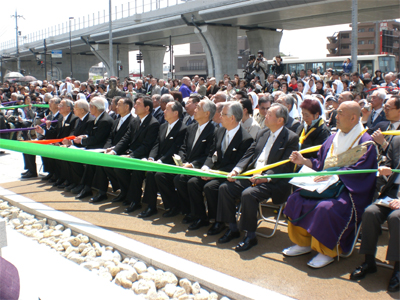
[
  {"xmin": 139, "ymin": 45, "xmax": 166, "ymax": 79},
  {"xmin": 194, "ymin": 25, "xmax": 238, "ymax": 81},
  {"xmin": 92, "ymin": 44, "xmax": 129, "ymax": 79},
  {"xmin": 246, "ymin": 29, "xmax": 283, "ymax": 60}
]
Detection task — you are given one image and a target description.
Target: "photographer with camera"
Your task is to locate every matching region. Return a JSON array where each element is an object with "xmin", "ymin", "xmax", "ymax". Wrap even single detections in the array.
[
  {"xmin": 350, "ymin": 72, "xmax": 365, "ymax": 97},
  {"xmin": 243, "ymin": 55, "xmax": 256, "ymax": 83},
  {"xmin": 271, "ymin": 55, "xmax": 284, "ymax": 76},
  {"xmin": 253, "ymin": 50, "xmax": 268, "ymax": 85}
]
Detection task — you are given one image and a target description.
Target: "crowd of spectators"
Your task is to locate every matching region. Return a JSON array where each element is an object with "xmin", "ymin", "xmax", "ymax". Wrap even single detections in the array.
[{"xmin": 0, "ymin": 56, "xmax": 400, "ymax": 293}]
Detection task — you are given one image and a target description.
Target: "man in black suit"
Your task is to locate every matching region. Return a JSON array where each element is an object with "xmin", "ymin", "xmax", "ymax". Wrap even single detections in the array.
[
  {"xmin": 90, "ymin": 97, "xmax": 134, "ymax": 203},
  {"xmin": 152, "ymin": 94, "xmax": 165, "ymax": 124},
  {"xmin": 136, "ymin": 101, "xmax": 187, "ymax": 218},
  {"xmin": 34, "ymin": 99, "xmax": 78, "ymax": 184},
  {"xmin": 156, "ymin": 99, "xmax": 216, "ymax": 221},
  {"xmin": 72, "ymin": 97, "xmax": 114, "ymax": 199},
  {"xmin": 106, "ymin": 95, "xmax": 160, "ymax": 212},
  {"xmin": 350, "ymin": 135, "xmax": 400, "ymax": 293},
  {"xmin": 59, "ymin": 99, "xmax": 95, "ymax": 190},
  {"xmin": 368, "ymin": 95, "xmax": 400, "ymax": 158},
  {"xmin": 216, "ymin": 103, "xmax": 299, "ymax": 252},
  {"xmin": 182, "ymin": 94, "xmax": 200, "ymax": 126},
  {"xmin": 23, "ymin": 97, "xmax": 61, "ymax": 179},
  {"xmin": 366, "ymin": 90, "xmax": 387, "ymax": 129},
  {"xmin": 186, "ymin": 102, "xmax": 253, "ymax": 232}
]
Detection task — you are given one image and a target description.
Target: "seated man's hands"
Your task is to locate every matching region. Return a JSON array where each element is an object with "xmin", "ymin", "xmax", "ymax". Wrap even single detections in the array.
[
  {"xmin": 371, "ymin": 129, "xmax": 385, "ymax": 146},
  {"xmin": 389, "ymin": 199, "xmax": 400, "ymax": 210},
  {"xmin": 249, "ymin": 174, "xmax": 269, "ymax": 185},
  {"xmin": 183, "ymin": 163, "xmax": 193, "ymax": 168},
  {"xmin": 74, "ymin": 136, "xmax": 83, "ymax": 144},
  {"xmin": 378, "ymin": 166, "xmax": 392, "ymax": 177},
  {"xmin": 62, "ymin": 138, "xmax": 72, "ymax": 146},
  {"xmin": 290, "ymin": 151, "xmax": 308, "ymax": 166},
  {"xmin": 227, "ymin": 170, "xmax": 238, "ymax": 182},
  {"xmin": 35, "ymin": 125, "xmax": 44, "ymax": 135},
  {"xmin": 314, "ymin": 175, "xmax": 332, "ymax": 182}
]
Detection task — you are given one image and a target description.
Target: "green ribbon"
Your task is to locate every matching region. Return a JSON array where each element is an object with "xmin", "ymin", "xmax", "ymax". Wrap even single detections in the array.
[
  {"xmin": 0, "ymin": 138, "xmax": 397, "ymax": 179},
  {"xmin": 0, "ymin": 104, "xmax": 49, "ymax": 110}
]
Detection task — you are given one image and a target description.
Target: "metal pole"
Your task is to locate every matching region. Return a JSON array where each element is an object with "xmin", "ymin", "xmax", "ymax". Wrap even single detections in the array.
[
  {"xmin": 69, "ymin": 17, "xmax": 74, "ymax": 77},
  {"xmin": 44, "ymin": 39, "xmax": 47, "ymax": 80},
  {"xmin": 351, "ymin": 0, "xmax": 358, "ymax": 72},
  {"xmin": 51, "ymin": 51, "xmax": 53, "ymax": 80},
  {"xmin": 169, "ymin": 35, "xmax": 172, "ymax": 77},
  {"xmin": 0, "ymin": 56, "xmax": 3, "ymax": 83},
  {"xmin": 109, "ymin": 0, "xmax": 115, "ymax": 77},
  {"xmin": 15, "ymin": 11, "xmax": 20, "ymax": 72}
]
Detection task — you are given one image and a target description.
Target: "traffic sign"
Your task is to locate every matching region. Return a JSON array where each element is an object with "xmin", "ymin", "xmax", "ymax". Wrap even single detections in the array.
[{"xmin": 51, "ymin": 50, "xmax": 62, "ymax": 58}]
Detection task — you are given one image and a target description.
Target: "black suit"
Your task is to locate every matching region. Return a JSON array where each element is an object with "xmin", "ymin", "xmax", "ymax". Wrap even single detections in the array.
[
  {"xmin": 366, "ymin": 108, "xmax": 387, "ymax": 129},
  {"xmin": 152, "ymin": 107, "xmax": 165, "ymax": 124},
  {"xmin": 137, "ymin": 120, "xmax": 187, "ymax": 209},
  {"xmin": 359, "ymin": 135, "xmax": 400, "ymax": 261},
  {"xmin": 92, "ymin": 115, "xmax": 133, "ymax": 192},
  {"xmin": 285, "ymin": 116, "xmax": 300, "ymax": 133},
  {"xmin": 187, "ymin": 125, "xmax": 253, "ymax": 220},
  {"xmin": 157, "ymin": 121, "xmax": 215, "ymax": 214},
  {"xmin": 296, "ymin": 121, "xmax": 331, "ymax": 159},
  {"xmin": 43, "ymin": 113, "xmax": 78, "ymax": 180},
  {"xmin": 182, "ymin": 115, "xmax": 196, "ymax": 127},
  {"xmin": 367, "ymin": 120, "xmax": 400, "ymax": 158},
  {"xmin": 113, "ymin": 114, "xmax": 160, "ymax": 203},
  {"xmin": 78, "ymin": 112, "xmax": 114, "ymax": 186},
  {"xmin": 160, "ymin": 86, "xmax": 169, "ymax": 95},
  {"xmin": 217, "ymin": 126, "xmax": 299, "ymax": 232}
]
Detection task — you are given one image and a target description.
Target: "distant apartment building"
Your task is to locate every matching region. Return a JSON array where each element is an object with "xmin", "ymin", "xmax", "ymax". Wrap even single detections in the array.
[
  {"xmin": 174, "ymin": 37, "xmax": 249, "ymax": 79},
  {"xmin": 327, "ymin": 20, "xmax": 400, "ymax": 71}
]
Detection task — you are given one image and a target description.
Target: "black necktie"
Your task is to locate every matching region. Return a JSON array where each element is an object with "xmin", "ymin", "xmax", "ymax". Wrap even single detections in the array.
[{"xmin": 186, "ymin": 118, "xmax": 193, "ymax": 126}]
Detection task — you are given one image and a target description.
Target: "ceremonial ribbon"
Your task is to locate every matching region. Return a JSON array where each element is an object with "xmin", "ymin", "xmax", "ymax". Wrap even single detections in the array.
[
  {"xmin": 0, "ymin": 101, "xmax": 17, "ymax": 105},
  {"xmin": 0, "ymin": 104, "xmax": 49, "ymax": 110},
  {"xmin": 23, "ymin": 136, "xmax": 76, "ymax": 145},
  {"xmin": 1, "ymin": 138, "xmax": 400, "ymax": 180},
  {"xmin": 381, "ymin": 130, "xmax": 400, "ymax": 136},
  {"xmin": 0, "ymin": 120, "xmax": 58, "ymax": 134}
]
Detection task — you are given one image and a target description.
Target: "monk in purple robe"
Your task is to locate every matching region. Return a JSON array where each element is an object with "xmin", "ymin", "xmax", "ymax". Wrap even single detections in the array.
[{"xmin": 283, "ymin": 101, "xmax": 377, "ymax": 268}]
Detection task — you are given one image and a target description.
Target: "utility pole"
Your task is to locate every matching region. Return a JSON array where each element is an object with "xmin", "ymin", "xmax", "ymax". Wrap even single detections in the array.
[
  {"xmin": 11, "ymin": 11, "xmax": 24, "ymax": 72},
  {"xmin": 351, "ymin": 0, "xmax": 358, "ymax": 72},
  {"xmin": 109, "ymin": 0, "xmax": 115, "ymax": 77},
  {"xmin": 44, "ymin": 39, "xmax": 47, "ymax": 80}
]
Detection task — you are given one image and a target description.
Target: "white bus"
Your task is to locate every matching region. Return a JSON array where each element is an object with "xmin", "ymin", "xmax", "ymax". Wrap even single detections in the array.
[{"xmin": 267, "ymin": 54, "xmax": 396, "ymax": 75}]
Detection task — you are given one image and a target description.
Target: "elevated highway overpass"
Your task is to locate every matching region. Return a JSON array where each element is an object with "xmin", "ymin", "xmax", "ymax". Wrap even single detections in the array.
[{"xmin": 1, "ymin": 0, "xmax": 398, "ymax": 80}]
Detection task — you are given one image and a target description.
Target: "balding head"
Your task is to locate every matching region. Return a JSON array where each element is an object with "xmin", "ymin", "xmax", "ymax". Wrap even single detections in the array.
[
  {"xmin": 182, "ymin": 77, "xmax": 191, "ymax": 86},
  {"xmin": 336, "ymin": 101, "xmax": 361, "ymax": 133}
]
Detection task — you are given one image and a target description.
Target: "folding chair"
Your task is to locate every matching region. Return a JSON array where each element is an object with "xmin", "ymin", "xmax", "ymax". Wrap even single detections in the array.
[{"xmin": 236, "ymin": 199, "xmax": 288, "ymax": 238}]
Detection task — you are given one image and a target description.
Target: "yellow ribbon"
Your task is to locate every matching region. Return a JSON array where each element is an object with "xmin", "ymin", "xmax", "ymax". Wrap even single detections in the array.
[{"xmin": 381, "ymin": 130, "xmax": 400, "ymax": 136}]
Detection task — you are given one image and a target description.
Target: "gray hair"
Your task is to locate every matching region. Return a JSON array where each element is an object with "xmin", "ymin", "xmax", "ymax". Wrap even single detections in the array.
[
  {"xmin": 44, "ymin": 93, "xmax": 52, "ymax": 101},
  {"xmin": 75, "ymin": 99, "xmax": 89, "ymax": 112},
  {"xmin": 374, "ymin": 89, "xmax": 387, "ymax": 101},
  {"xmin": 161, "ymin": 94, "xmax": 174, "ymax": 103},
  {"xmin": 225, "ymin": 101, "xmax": 243, "ymax": 123},
  {"xmin": 50, "ymin": 97, "xmax": 62, "ymax": 105},
  {"xmin": 90, "ymin": 96, "xmax": 106, "ymax": 111},
  {"xmin": 284, "ymin": 94, "xmax": 295, "ymax": 110},
  {"xmin": 271, "ymin": 103, "xmax": 288, "ymax": 124},
  {"xmin": 201, "ymin": 99, "xmax": 216, "ymax": 121},
  {"xmin": 64, "ymin": 99, "xmax": 74, "ymax": 111},
  {"xmin": 152, "ymin": 94, "xmax": 161, "ymax": 102}
]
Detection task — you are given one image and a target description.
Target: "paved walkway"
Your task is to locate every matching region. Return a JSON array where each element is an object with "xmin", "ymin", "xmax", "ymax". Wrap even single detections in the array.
[{"xmin": 0, "ymin": 150, "xmax": 397, "ymax": 299}]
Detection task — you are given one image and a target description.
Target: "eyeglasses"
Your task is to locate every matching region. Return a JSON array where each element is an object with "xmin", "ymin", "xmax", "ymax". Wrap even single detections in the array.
[
  {"xmin": 384, "ymin": 105, "xmax": 397, "ymax": 110},
  {"xmin": 221, "ymin": 113, "xmax": 229, "ymax": 117}
]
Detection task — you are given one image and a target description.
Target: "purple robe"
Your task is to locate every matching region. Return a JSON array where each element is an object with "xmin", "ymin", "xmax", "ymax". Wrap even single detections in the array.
[{"xmin": 284, "ymin": 133, "xmax": 377, "ymax": 253}]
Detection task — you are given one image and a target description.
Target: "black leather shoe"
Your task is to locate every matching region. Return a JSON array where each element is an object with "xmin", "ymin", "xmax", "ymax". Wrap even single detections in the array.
[
  {"xmin": 218, "ymin": 229, "xmax": 240, "ymax": 244},
  {"xmin": 388, "ymin": 271, "xmax": 400, "ymax": 293},
  {"xmin": 207, "ymin": 222, "xmax": 226, "ymax": 236},
  {"xmin": 57, "ymin": 180, "xmax": 70, "ymax": 189},
  {"xmin": 182, "ymin": 214, "xmax": 196, "ymax": 224},
  {"xmin": 90, "ymin": 192, "xmax": 108, "ymax": 203},
  {"xmin": 112, "ymin": 193, "xmax": 126, "ymax": 203},
  {"xmin": 53, "ymin": 178, "xmax": 64, "ymax": 187},
  {"xmin": 188, "ymin": 219, "xmax": 210, "ymax": 231},
  {"xmin": 138, "ymin": 207, "xmax": 158, "ymax": 218},
  {"xmin": 235, "ymin": 236, "xmax": 258, "ymax": 252},
  {"xmin": 125, "ymin": 202, "xmax": 142, "ymax": 213},
  {"xmin": 21, "ymin": 171, "xmax": 37, "ymax": 179},
  {"xmin": 48, "ymin": 175, "xmax": 57, "ymax": 183},
  {"xmin": 41, "ymin": 173, "xmax": 53, "ymax": 181},
  {"xmin": 65, "ymin": 183, "xmax": 77, "ymax": 192},
  {"xmin": 350, "ymin": 262, "xmax": 377, "ymax": 280},
  {"xmin": 75, "ymin": 189, "xmax": 93, "ymax": 199},
  {"xmin": 21, "ymin": 170, "xmax": 29, "ymax": 175},
  {"xmin": 71, "ymin": 184, "xmax": 84, "ymax": 194},
  {"xmin": 162, "ymin": 207, "xmax": 180, "ymax": 218},
  {"xmin": 122, "ymin": 200, "xmax": 131, "ymax": 206}
]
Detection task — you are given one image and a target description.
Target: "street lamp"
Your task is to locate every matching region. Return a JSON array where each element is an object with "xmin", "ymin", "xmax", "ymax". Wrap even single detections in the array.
[{"xmin": 69, "ymin": 17, "xmax": 74, "ymax": 77}]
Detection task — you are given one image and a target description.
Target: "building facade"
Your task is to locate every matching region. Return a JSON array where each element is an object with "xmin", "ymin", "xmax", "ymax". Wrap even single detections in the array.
[{"xmin": 327, "ymin": 20, "xmax": 400, "ymax": 72}]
